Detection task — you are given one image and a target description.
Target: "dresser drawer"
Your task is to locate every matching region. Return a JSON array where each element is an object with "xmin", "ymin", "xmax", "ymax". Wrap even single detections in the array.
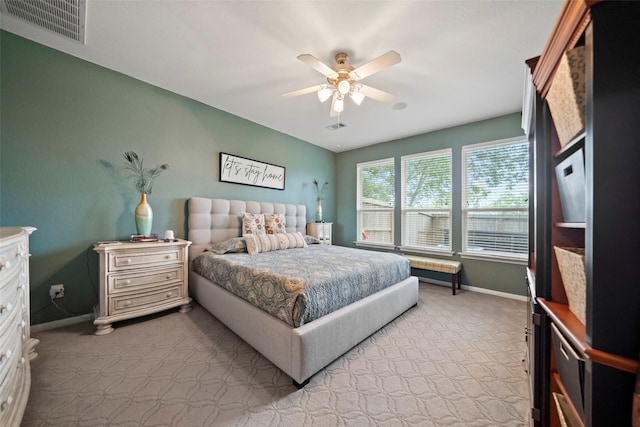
[
  {"xmin": 0, "ymin": 290, "xmax": 21, "ymax": 339},
  {"xmin": 0, "ymin": 349, "xmax": 25, "ymax": 425},
  {"xmin": 109, "ymin": 284, "xmax": 184, "ymax": 315},
  {"xmin": 107, "ymin": 247, "xmax": 184, "ymax": 272},
  {"xmin": 108, "ymin": 266, "xmax": 183, "ymax": 294},
  {"xmin": 0, "ymin": 240, "xmax": 25, "ymax": 283},
  {"xmin": 0, "ymin": 315, "xmax": 21, "ymax": 391}
]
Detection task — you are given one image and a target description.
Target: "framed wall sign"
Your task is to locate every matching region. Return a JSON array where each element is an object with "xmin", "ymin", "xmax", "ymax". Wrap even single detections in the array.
[{"xmin": 219, "ymin": 152, "xmax": 286, "ymax": 190}]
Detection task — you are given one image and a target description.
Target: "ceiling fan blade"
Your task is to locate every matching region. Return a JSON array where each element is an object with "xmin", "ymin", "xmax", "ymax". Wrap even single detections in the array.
[
  {"xmin": 297, "ymin": 54, "xmax": 339, "ymax": 79},
  {"xmin": 349, "ymin": 50, "xmax": 401, "ymax": 81},
  {"xmin": 282, "ymin": 84, "xmax": 325, "ymax": 98},
  {"xmin": 359, "ymin": 85, "xmax": 397, "ymax": 104}
]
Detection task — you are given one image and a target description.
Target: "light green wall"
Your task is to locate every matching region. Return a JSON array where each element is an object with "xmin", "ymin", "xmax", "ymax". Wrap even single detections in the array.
[
  {"xmin": 1, "ymin": 31, "xmax": 335, "ymax": 324},
  {"xmin": 334, "ymin": 114, "xmax": 528, "ymax": 296},
  {"xmin": 1, "ymin": 30, "xmax": 527, "ymax": 327}
]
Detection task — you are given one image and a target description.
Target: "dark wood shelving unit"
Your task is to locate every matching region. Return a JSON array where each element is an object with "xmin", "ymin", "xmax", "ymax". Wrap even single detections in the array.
[
  {"xmin": 525, "ymin": 1, "xmax": 640, "ymax": 426},
  {"xmin": 540, "ymin": 298, "xmax": 639, "ymax": 375}
]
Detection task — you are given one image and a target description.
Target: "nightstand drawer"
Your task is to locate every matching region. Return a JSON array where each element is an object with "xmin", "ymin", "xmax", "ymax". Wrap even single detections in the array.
[
  {"xmin": 108, "ymin": 248, "xmax": 184, "ymax": 271},
  {"xmin": 109, "ymin": 284, "xmax": 184, "ymax": 315},
  {"xmin": 108, "ymin": 267, "xmax": 183, "ymax": 294}
]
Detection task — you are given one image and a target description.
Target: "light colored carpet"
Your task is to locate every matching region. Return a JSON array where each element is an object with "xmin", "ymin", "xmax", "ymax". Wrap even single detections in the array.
[{"xmin": 24, "ymin": 283, "xmax": 529, "ymax": 426}]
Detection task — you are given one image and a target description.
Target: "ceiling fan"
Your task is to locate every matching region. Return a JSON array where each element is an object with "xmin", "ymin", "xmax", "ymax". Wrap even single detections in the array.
[{"xmin": 283, "ymin": 50, "xmax": 401, "ymax": 117}]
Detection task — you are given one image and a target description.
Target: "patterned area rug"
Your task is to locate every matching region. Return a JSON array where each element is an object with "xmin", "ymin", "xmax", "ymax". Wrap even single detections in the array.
[{"xmin": 24, "ymin": 283, "xmax": 529, "ymax": 426}]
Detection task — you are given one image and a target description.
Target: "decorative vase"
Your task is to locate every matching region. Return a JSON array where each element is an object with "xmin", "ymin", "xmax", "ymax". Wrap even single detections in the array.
[
  {"xmin": 315, "ymin": 198, "xmax": 323, "ymax": 222},
  {"xmin": 135, "ymin": 193, "xmax": 153, "ymax": 235}
]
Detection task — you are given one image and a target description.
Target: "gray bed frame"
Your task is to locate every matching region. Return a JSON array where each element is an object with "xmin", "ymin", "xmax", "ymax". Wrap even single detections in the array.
[{"xmin": 187, "ymin": 198, "xmax": 419, "ymax": 387}]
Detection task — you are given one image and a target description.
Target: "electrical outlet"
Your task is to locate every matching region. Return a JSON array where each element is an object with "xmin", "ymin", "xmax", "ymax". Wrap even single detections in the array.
[{"xmin": 50, "ymin": 284, "xmax": 64, "ymax": 299}]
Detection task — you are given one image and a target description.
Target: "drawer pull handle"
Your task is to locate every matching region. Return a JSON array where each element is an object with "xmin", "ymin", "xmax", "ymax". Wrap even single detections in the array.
[
  {"xmin": 166, "ymin": 292, "xmax": 174, "ymax": 298},
  {"xmin": 124, "ymin": 279, "xmax": 131, "ymax": 285},
  {"xmin": 0, "ymin": 352, "xmax": 5, "ymax": 362},
  {"xmin": 0, "ymin": 303, "xmax": 11, "ymax": 314},
  {"xmin": 0, "ymin": 260, "xmax": 10, "ymax": 270},
  {"xmin": 559, "ymin": 343, "xmax": 570, "ymax": 361},
  {"xmin": 123, "ymin": 300, "xmax": 132, "ymax": 307},
  {"xmin": 166, "ymin": 274, "xmax": 173, "ymax": 279},
  {"xmin": 124, "ymin": 258, "xmax": 132, "ymax": 264},
  {"xmin": 164, "ymin": 255, "xmax": 173, "ymax": 259}
]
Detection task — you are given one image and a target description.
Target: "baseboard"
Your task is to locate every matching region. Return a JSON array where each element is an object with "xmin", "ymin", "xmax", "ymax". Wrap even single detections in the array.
[
  {"xmin": 30, "ymin": 281, "xmax": 525, "ymax": 333},
  {"xmin": 31, "ymin": 313, "xmax": 92, "ymax": 333},
  {"xmin": 416, "ymin": 277, "xmax": 527, "ymax": 301}
]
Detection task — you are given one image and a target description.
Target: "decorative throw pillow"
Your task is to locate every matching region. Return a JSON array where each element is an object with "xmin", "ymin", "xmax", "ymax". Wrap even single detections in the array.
[
  {"xmin": 245, "ymin": 234, "xmax": 278, "ymax": 255},
  {"xmin": 284, "ymin": 232, "xmax": 308, "ymax": 249},
  {"xmin": 208, "ymin": 237, "xmax": 247, "ymax": 254},
  {"xmin": 264, "ymin": 213, "xmax": 286, "ymax": 234},
  {"xmin": 245, "ymin": 232, "xmax": 307, "ymax": 255},
  {"xmin": 241, "ymin": 212, "xmax": 265, "ymax": 236},
  {"xmin": 304, "ymin": 234, "xmax": 321, "ymax": 245}
]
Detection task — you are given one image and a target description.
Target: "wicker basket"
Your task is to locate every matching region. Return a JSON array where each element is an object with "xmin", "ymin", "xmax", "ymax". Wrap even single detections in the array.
[
  {"xmin": 547, "ymin": 46, "xmax": 586, "ymax": 148},
  {"xmin": 554, "ymin": 246, "xmax": 586, "ymax": 324},
  {"xmin": 553, "ymin": 392, "xmax": 582, "ymax": 427}
]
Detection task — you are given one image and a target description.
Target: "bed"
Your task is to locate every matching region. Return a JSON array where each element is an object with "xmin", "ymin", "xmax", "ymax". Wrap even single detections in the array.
[{"xmin": 187, "ymin": 198, "xmax": 419, "ymax": 387}]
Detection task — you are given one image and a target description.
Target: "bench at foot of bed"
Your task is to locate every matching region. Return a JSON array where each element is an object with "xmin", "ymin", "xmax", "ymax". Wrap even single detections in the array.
[{"xmin": 403, "ymin": 255, "xmax": 462, "ymax": 295}]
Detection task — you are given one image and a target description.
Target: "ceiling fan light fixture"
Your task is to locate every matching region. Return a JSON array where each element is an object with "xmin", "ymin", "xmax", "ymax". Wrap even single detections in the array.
[
  {"xmin": 286, "ymin": 50, "xmax": 401, "ymax": 117},
  {"xmin": 350, "ymin": 90, "xmax": 365, "ymax": 106},
  {"xmin": 317, "ymin": 86, "xmax": 333, "ymax": 103},
  {"xmin": 333, "ymin": 96, "xmax": 344, "ymax": 113},
  {"xmin": 337, "ymin": 80, "xmax": 351, "ymax": 95}
]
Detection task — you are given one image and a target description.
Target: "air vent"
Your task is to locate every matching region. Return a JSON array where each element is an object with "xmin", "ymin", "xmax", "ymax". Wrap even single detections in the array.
[
  {"xmin": 326, "ymin": 123, "xmax": 346, "ymax": 131},
  {"xmin": 1, "ymin": 0, "xmax": 86, "ymax": 44}
]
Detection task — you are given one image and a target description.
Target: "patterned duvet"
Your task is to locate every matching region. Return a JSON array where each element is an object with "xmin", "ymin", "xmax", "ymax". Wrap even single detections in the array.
[{"xmin": 192, "ymin": 244, "xmax": 410, "ymax": 327}]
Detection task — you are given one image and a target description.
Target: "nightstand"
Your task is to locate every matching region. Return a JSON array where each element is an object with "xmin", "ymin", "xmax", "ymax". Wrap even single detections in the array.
[
  {"xmin": 93, "ymin": 239, "xmax": 192, "ymax": 335},
  {"xmin": 307, "ymin": 222, "xmax": 332, "ymax": 245}
]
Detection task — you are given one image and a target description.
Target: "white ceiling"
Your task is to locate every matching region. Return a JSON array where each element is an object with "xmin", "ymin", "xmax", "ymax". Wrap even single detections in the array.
[{"xmin": 0, "ymin": 1, "xmax": 562, "ymax": 152}]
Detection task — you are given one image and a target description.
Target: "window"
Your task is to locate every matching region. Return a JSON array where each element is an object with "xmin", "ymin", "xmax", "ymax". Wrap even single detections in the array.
[
  {"xmin": 401, "ymin": 149, "xmax": 452, "ymax": 252},
  {"xmin": 462, "ymin": 137, "xmax": 528, "ymax": 259},
  {"xmin": 357, "ymin": 158, "xmax": 395, "ymax": 245}
]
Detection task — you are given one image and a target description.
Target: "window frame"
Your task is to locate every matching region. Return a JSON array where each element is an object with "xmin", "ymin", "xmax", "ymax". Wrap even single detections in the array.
[
  {"xmin": 461, "ymin": 136, "xmax": 529, "ymax": 263},
  {"xmin": 356, "ymin": 157, "xmax": 395, "ymax": 248},
  {"xmin": 400, "ymin": 148, "xmax": 453, "ymax": 255}
]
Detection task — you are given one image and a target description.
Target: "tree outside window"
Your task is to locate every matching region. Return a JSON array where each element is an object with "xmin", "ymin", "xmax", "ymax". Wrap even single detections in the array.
[
  {"xmin": 462, "ymin": 138, "xmax": 529, "ymax": 258},
  {"xmin": 357, "ymin": 158, "xmax": 394, "ymax": 245}
]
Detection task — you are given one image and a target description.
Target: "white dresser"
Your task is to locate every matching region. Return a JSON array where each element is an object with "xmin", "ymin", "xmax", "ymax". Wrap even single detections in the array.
[
  {"xmin": 0, "ymin": 226, "xmax": 37, "ymax": 427},
  {"xmin": 93, "ymin": 239, "xmax": 192, "ymax": 335}
]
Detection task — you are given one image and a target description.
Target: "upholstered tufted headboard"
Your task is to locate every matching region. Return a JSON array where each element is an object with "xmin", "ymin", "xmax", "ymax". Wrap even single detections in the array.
[{"xmin": 187, "ymin": 198, "xmax": 307, "ymax": 260}]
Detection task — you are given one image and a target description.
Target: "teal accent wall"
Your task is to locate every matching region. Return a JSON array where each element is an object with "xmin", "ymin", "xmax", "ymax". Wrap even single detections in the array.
[
  {"xmin": 334, "ymin": 114, "xmax": 528, "ymax": 296},
  {"xmin": 0, "ymin": 31, "xmax": 335, "ymax": 324},
  {"xmin": 1, "ymin": 30, "xmax": 528, "ymax": 326}
]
